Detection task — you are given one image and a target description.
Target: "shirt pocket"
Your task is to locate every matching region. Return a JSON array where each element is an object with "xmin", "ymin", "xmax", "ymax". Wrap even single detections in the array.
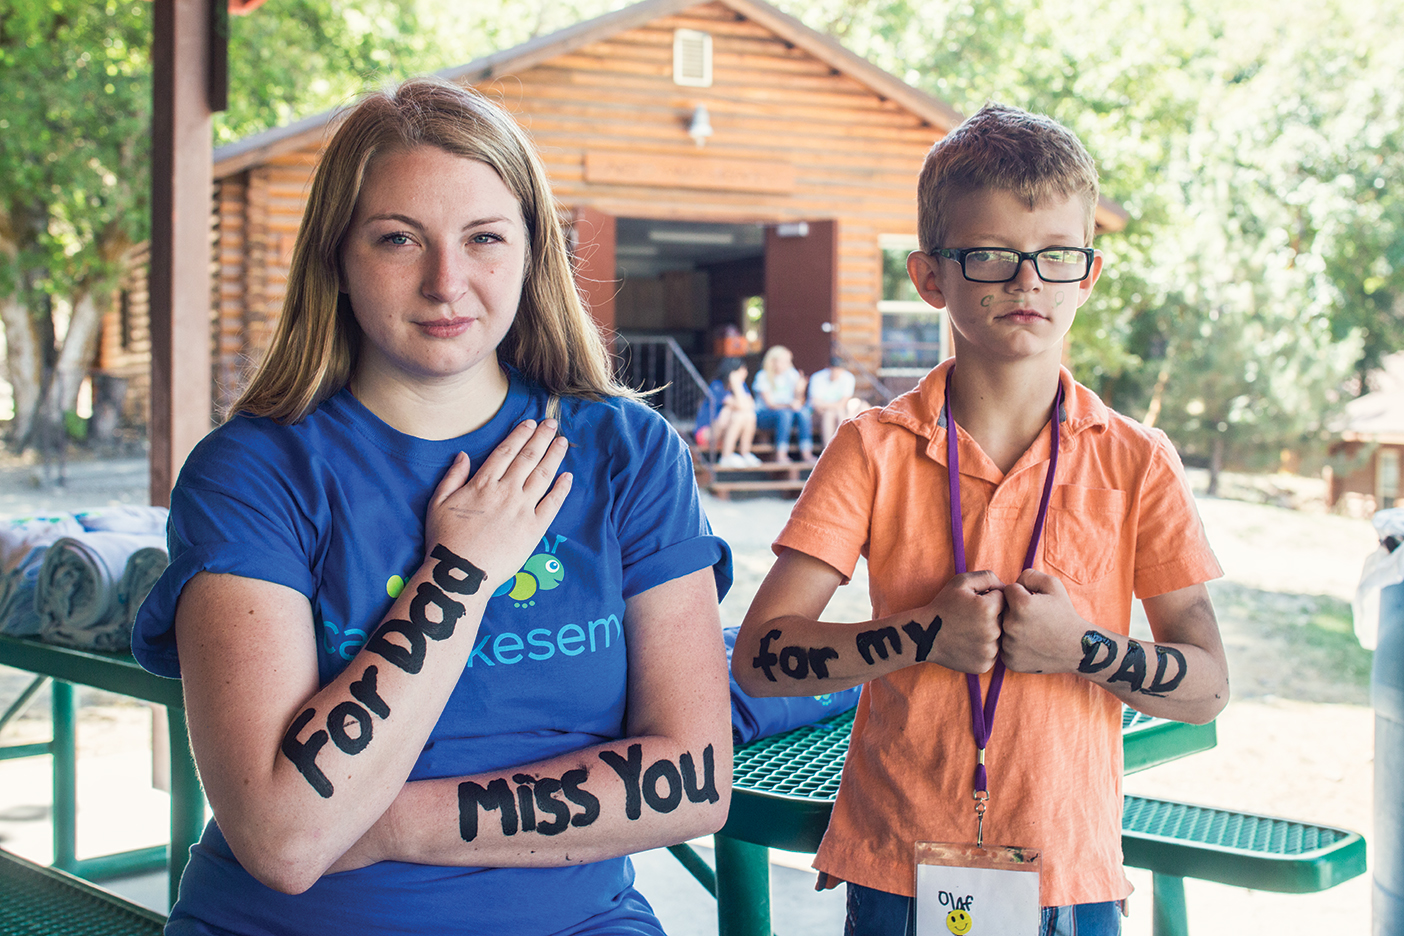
[{"xmin": 1042, "ymin": 485, "xmax": 1127, "ymax": 585}]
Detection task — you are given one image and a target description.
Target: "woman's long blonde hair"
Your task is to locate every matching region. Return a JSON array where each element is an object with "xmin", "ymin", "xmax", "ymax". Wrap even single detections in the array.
[
  {"xmin": 231, "ymin": 77, "xmax": 634, "ymax": 423},
  {"xmin": 761, "ymin": 345, "xmax": 794, "ymax": 378}
]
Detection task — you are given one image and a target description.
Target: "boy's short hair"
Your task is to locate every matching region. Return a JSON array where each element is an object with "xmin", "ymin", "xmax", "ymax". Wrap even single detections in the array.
[{"xmin": 916, "ymin": 102, "xmax": 1099, "ymax": 253}]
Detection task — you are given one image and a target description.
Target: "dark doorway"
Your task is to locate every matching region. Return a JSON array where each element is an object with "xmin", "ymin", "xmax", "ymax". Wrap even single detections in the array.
[{"xmin": 614, "ymin": 218, "xmax": 765, "ymax": 363}]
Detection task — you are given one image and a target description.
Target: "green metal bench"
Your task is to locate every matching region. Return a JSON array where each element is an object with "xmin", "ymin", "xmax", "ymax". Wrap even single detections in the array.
[
  {"xmin": 1122, "ymin": 795, "xmax": 1366, "ymax": 936},
  {"xmin": 0, "ymin": 634, "xmax": 204, "ymax": 907},
  {"xmin": 0, "ymin": 846, "xmax": 166, "ymax": 936},
  {"xmin": 686, "ymin": 706, "xmax": 1364, "ymax": 936}
]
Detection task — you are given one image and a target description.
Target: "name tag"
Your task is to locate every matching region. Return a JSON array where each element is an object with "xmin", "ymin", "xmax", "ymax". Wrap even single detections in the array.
[{"xmin": 915, "ymin": 842, "xmax": 1041, "ymax": 935}]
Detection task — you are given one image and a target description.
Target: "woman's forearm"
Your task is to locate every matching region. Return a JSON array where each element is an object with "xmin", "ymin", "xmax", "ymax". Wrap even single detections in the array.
[
  {"xmin": 332, "ymin": 568, "xmax": 735, "ymax": 874},
  {"xmin": 180, "ymin": 547, "xmax": 497, "ymax": 893},
  {"xmin": 332, "ymin": 729, "xmax": 731, "ymax": 872}
]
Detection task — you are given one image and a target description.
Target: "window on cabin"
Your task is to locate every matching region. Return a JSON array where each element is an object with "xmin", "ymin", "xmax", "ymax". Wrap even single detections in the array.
[
  {"xmin": 1379, "ymin": 449, "xmax": 1400, "ymax": 506},
  {"xmin": 878, "ymin": 234, "xmax": 946, "ymax": 373}
]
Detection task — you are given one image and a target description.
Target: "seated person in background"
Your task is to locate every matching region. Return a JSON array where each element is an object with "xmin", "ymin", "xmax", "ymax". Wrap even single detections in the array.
[
  {"xmin": 807, "ymin": 356, "xmax": 866, "ymax": 448},
  {"xmin": 695, "ymin": 357, "xmax": 760, "ymax": 467},
  {"xmin": 752, "ymin": 345, "xmax": 814, "ymax": 464}
]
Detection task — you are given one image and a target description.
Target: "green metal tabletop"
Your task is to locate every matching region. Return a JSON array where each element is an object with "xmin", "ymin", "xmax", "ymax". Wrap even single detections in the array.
[
  {"xmin": 0, "ymin": 636, "xmax": 184, "ymax": 709},
  {"xmin": 0, "ymin": 848, "xmax": 165, "ymax": 936},
  {"xmin": 0, "ymin": 634, "xmax": 204, "ymax": 906},
  {"xmin": 720, "ymin": 705, "xmax": 1216, "ymax": 851}
]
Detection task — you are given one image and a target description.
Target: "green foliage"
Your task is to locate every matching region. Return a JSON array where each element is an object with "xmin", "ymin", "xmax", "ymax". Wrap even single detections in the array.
[
  {"xmin": 0, "ymin": 0, "xmax": 152, "ymax": 298},
  {"xmin": 217, "ymin": 0, "xmax": 423, "ymax": 143},
  {"xmin": 777, "ymin": 0, "xmax": 1403, "ymax": 472}
]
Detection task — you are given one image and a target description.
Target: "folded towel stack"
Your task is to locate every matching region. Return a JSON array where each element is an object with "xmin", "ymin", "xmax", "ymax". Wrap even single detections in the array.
[
  {"xmin": 1, "ymin": 507, "xmax": 169, "ymax": 652},
  {"xmin": 35, "ymin": 533, "xmax": 168, "ymax": 651},
  {"xmin": 0, "ymin": 515, "xmax": 86, "ymax": 638}
]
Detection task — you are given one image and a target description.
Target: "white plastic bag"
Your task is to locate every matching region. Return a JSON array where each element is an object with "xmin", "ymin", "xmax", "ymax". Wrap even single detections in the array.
[{"xmin": 1352, "ymin": 508, "xmax": 1404, "ymax": 649}]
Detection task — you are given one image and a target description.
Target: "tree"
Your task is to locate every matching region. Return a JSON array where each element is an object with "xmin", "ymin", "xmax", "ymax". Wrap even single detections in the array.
[
  {"xmin": 1126, "ymin": 0, "xmax": 1398, "ymax": 485},
  {"xmin": 775, "ymin": 0, "xmax": 1403, "ymax": 486},
  {"xmin": 0, "ymin": 0, "xmax": 643, "ymax": 456},
  {"xmin": 0, "ymin": 0, "xmax": 151, "ymax": 452},
  {"xmin": 0, "ymin": 0, "xmax": 423, "ymax": 454}
]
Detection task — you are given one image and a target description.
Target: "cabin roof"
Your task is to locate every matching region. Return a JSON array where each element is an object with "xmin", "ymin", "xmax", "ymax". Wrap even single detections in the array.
[
  {"xmin": 211, "ymin": 0, "xmax": 1128, "ymax": 231},
  {"xmin": 1338, "ymin": 353, "xmax": 1404, "ymax": 443}
]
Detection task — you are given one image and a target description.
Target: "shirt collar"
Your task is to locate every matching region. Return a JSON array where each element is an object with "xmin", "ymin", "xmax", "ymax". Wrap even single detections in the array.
[{"xmin": 876, "ymin": 358, "xmax": 1109, "ymax": 470}]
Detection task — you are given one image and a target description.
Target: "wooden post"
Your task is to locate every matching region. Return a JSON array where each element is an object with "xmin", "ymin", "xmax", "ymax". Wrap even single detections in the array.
[{"xmin": 149, "ymin": 0, "xmax": 216, "ymax": 508}]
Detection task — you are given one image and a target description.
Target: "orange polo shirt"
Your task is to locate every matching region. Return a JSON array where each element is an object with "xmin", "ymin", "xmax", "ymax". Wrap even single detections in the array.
[{"xmin": 774, "ymin": 359, "xmax": 1221, "ymax": 907}]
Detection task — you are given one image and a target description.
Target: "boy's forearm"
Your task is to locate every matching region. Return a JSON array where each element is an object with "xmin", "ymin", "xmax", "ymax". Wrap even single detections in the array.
[
  {"xmin": 733, "ymin": 612, "xmax": 946, "ymax": 695},
  {"xmin": 1070, "ymin": 626, "xmax": 1229, "ymax": 724},
  {"xmin": 736, "ymin": 552, "xmax": 1004, "ymax": 697},
  {"xmin": 1001, "ymin": 574, "xmax": 1228, "ymax": 723}
]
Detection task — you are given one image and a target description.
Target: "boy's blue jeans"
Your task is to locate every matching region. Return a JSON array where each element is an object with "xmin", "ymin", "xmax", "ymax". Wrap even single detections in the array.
[{"xmin": 844, "ymin": 882, "xmax": 1123, "ymax": 936}]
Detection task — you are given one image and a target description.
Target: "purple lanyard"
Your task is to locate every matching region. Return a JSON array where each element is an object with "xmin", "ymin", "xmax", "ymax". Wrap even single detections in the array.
[{"xmin": 944, "ymin": 369, "xmax": 1062, "ymax": 805}]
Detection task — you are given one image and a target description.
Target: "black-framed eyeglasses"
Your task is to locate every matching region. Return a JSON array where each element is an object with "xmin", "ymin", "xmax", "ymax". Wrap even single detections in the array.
[{"xmin": 934, "ymin": 247, "xmax": 1094, "ymax": 283}]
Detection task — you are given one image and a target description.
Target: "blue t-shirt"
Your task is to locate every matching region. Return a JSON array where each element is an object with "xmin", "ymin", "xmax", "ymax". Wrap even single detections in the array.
[{"xmin": 133, "ymin": 369, "xmax": 731, "ymax": 936}]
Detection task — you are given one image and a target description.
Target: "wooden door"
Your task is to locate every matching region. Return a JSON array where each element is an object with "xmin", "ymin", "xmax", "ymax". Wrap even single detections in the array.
[{"xmin": 763, "ymin": 219, "xmax": 837, "ymax": 375}]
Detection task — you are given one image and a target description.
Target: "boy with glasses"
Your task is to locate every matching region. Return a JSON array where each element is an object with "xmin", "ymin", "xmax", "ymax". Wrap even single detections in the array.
[{"xmin": 732, "ymin": 103, "xmax": 1228, "ymax": 935}]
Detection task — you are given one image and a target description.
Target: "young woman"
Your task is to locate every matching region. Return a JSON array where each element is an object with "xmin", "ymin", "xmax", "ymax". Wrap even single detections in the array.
[
  {"xmin": 694, "ymin": 357, "xmax": 759, "ymax": 467},
  {"xmin": 752, "ymin": 345, "xmax": 814, "ymax": 463},
  {"xmin": 132, "ymin": 78, "xmax": 732, "ymax": 936}
]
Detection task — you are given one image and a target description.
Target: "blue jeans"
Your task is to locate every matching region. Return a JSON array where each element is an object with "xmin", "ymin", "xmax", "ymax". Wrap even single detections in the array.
[
  {"xmin": 844, "ymin": 882, "xmax": 1123, "ymax": 936},
  {"xmin": 756, "ymin": 405, "xmax": 813, "ymax": 451}
]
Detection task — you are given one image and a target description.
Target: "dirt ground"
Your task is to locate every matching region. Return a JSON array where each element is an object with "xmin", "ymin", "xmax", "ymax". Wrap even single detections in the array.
[{"xmin": 0, "ymin": 452, "xmax": 1386, "ymax": 934}]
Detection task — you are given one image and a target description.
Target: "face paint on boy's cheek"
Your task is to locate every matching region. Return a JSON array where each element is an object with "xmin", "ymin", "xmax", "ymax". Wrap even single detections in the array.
[{"xmin": 979, "ymin": 295, "xmax": 1024, "ymax": 308}]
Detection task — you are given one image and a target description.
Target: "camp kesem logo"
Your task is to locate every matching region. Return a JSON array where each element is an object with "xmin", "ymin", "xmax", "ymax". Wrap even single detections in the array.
[
  {"xmin": 321, "ymin": 534, "xmax": 571, "ymax": 662},
  {"xmin": 492, "ymin": 535, "xmax": 567, "ymax": 608}
]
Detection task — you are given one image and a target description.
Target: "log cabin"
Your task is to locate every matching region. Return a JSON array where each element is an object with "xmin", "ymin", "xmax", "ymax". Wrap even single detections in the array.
[{"xmin": 97, "ymin": 0, "xmax": 1127, "ymax": 429}]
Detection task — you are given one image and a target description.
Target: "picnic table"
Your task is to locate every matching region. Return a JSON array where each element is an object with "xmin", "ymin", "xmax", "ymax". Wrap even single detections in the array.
[
  {"xmin": 0, "ymin": 635, "xmax": 1365, "ymax": 936},
  {"xmin": 0, "ymin": 634, "xmax": 202, "ymax": 907},
  {"xmin": 693, "ymin": 706, "xmax": 1364, "ymax": 936}
]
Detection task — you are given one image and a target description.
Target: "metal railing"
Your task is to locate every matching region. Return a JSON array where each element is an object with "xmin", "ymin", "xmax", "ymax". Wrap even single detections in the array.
[{"xmin": 614, "ymin": 335, "xmax": 712, "ymax": 431}]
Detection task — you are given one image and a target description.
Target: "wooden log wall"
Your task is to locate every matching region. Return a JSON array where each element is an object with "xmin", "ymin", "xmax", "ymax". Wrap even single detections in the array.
[
  {"xmin": 479, "ymin": 2, "xmax": 937, "ymax": 358},
  {"xmin": 97, "ymin": 242, "xmax": 154, "ymax": 424}
]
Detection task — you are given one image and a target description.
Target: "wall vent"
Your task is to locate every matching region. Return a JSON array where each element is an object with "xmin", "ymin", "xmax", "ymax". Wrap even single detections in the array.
[{"xmin": 673, "ymin": 29, "xmax": 713, "ymax": 87}]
